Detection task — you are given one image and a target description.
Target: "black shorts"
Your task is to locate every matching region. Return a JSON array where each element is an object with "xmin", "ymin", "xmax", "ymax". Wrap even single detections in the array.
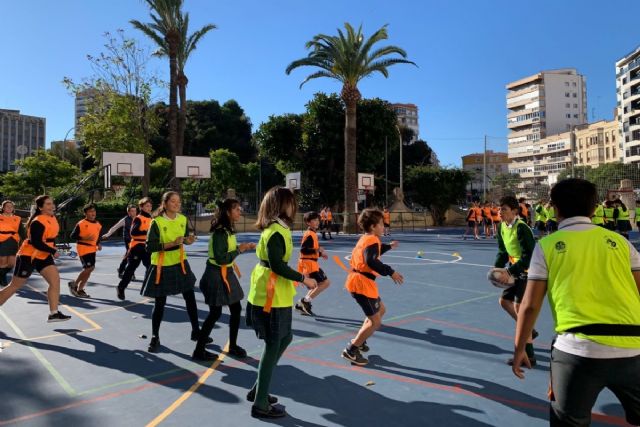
[
  {"xmin": 484, "ymin": 219, "xmax": 492, "ymax": 226},
  {"xmin": 501, "ymin": 276, "xmax": 527, "ymax": 304},
  {"xmin": 467, "ymin": 221, "xmax": 476, "ymax": 228},
  {"xmin": 351, "ymin": 292, "xmax": 381, "ymax": 316},
  {"xmin": 80, "ymin": 253, "xmax": 96, "ymax": 269},
  {"xmin": 309, "ymin": 268, "xmax": 328, "ymax": 283},
  {"xmin": 546, "ymin": 220, "xmax": 558, "ymax": 232},
  {"xmin": 14, "ymin": 255, "xmax": 56, "ymax": 278},
  {"xmin": 535, "ymin": 221, "xmax": 546, "ymax": 232}
]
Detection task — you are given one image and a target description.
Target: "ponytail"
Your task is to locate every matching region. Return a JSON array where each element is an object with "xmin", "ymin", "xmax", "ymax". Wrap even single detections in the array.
[{"xmin": 26, "ymin": 195, "xmax": 50, "ymax": 229}]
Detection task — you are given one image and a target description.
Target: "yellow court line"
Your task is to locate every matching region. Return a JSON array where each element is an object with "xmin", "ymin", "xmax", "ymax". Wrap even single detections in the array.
[
  {"xmin": 146, "ymin": 342, "xmax": 230, "ymax": 427},
  {"xmin": 63, "ymin": 305, "xmax": 102, "ymax": 331},
  {"xmin": 84, "ymin": 298, "xmax": 151, "ymax": 317},
  {"xmin": 1, "ymin": 327, "xmax": 98, "ymax": 349}
]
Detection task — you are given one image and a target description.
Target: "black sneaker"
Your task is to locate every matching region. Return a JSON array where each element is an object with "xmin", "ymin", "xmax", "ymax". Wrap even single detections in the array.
[
  {"xmin": 507, "ymin": 356, "xmax": 537, "ymax": 367},
  {"xmin": 190, "ymin": 330, "xmax": 214, "ymax": 344},
  {"xmin": 192, "ymin": 349, "xmax": 218, "ymax": 361},
  {"xmin": 341, "ymin": 346, "xmax": 368, "ymax": 366},
  {"xmin": 295, "ymin": 299, "xmax": 313, "ymax": 316},
  {"xmin": 148, "ymin": 336, "xmax": 160, "ymax": 353},
  {"xmin": 228, "ymin": 345, "xmax": 247, "ymax": 358},
  {"xmin": 251, "ymin": 405, "xmax": 287, "ymax": 419},
  {"xmin": 68, "ymin": 281, "xmax": 79, "ymax": 297},
  {"xmin": 117, "ymin": 287, "xmax": 125, "ymax": 301},
  {"xmin": 358, "ymin": 341, "xmax": 370, "ymax": 353},
  {"xmin": 47, "ymin": 311, "xmax": 71, "ymax": 323},
  {"xmin": 532, "ymin": 329, "xmax": 539, "ymax": 340},
  {"xmin": 77, "ymin": 289, "xmax": 91, "ymax": 298},
  {"xmin": 246, "ymin": 388, "xmax": 278, "ymax": 404}
]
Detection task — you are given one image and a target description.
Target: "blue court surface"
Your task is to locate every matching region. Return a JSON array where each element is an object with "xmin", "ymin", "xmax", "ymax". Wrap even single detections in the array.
[{"xmin": 0, "ymin": 229, "xmax": 634, "ymax": 426}]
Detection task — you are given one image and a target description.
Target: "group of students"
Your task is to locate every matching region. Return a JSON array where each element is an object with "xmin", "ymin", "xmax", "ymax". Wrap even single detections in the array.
[
  {"xmin": 463, "ymin": 201, "xmax": 502, "ymax": 239},
  {"xmin": 491, "ymin": 180, "xmax": 640, "ymax": 426},
  {"xmin": 0, "ymin": 187, "xmax": 404, "ymax": 419}
]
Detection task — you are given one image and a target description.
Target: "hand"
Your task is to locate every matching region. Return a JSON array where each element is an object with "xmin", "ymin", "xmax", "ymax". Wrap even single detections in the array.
[
  {"xmin": 174, "ymin": 236, "xmax": 185, "ymax": 245},
  {"xmin": 390, "ymin": 241, "xmax": 399, "ymax": 249},
  {"xmin": 391, "ymin": 271, "xmax": 404, "ymax": 285},
  {"xmin": 101, "ymin": 235, "xmax": 108, "ymax": 240},
  {"xmin": 97, "ymin": 244, "xmax": 102, "ymax": 251},
  {"xmin": 511, "ymin": 349, "xmax": 532, "ymax": 379},
  {"xmin": 53, "ymin": 252, "xmax": 60, "ymax": 259},
  {"xmin": 496, "ymin": 270, "xmax": 511, "ymax": 284},
  {"xmin": 303, "ymin": 276, "xmax": 317, "ymax": 290},
  {"xmin": 238, "ymin": 242, "xmax": 255, "ymax": 253},
  {"xmin": 321, "ymin": 252, "xmax": 328, "ymax": 260},
  {"xmin": 184, "ymin": 235, "xmax": 196, "ymax": 245}
]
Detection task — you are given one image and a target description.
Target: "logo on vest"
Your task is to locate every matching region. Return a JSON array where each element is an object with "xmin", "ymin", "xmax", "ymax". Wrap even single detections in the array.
[
  {"xmin": 604, "ymin": 237, "xmax": 618, "ymax": 249},
  {"xmin": 555, "ymin": 241, "xmax": 566, "ymax": 252}
]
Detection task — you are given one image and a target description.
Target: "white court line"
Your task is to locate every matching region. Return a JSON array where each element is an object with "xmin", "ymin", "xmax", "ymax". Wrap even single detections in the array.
[{"xmin": 325, "ymin": 249, "xmax": 491, "ymax": 268}]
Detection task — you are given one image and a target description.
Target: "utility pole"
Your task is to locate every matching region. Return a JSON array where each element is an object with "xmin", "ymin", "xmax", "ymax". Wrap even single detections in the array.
[
  {"xmin": 483, "ymin": 135, "xmax": 487, "ymax": 201},
  {"xmin": 385, "ymin": 136, "xmax": 388, "ymax": 207}
]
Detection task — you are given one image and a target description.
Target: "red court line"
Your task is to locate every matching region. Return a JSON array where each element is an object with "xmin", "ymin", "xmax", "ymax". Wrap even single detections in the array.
[{"xmin": 285, "ymin": 353, "xmax": 629, "ymax": 427}]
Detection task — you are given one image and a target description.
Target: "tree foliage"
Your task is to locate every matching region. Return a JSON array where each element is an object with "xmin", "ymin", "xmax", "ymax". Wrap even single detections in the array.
[
  {"xmin": 0, "ymin": 151, "xmax": 81, "ymax": 198},
  {"xmin": 405, "ymin": 166, "xmax": 470, "ymax": 225}
]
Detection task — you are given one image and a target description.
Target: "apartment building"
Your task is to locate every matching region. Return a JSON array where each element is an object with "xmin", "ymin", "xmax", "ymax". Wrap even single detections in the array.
[
  {"xmin": 75, "ymin": 88, "xmax": 97, "ymax": 138},
  {"xmin": 391, "ymin": 103, "xmax": 419, "ymax": 141},
  {"xmin": 616, "ymin": 45, "xmax": 640, "ymax": 163},
  {"xmin": 461, "ymin": 150, "xmax": 509, "ymax": 194},
  {"xmin": 509, "ymin": 131, "xmax": 573, "ymax": 188},
  {"xmin": 574, "ymin": 118, "xmax": 620, "ymax": 167},
  {"xmin": 0, "ymin": 109, "xmax": 45, "ymax": 171}
]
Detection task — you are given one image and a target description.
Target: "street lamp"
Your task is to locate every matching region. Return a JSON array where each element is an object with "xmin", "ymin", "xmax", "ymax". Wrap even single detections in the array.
[
  {"xmin": 395, "ymin": 125, "xmax": 403, "ymax": 193},
  {"xmin": 62, "ymin": 126, "xmax": 75, "ymax": 162}
]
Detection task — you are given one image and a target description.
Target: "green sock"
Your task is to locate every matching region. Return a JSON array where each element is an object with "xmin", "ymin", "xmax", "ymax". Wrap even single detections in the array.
[
  {"xmin": 254, "ymin": 341, "xmax": 281, "ymax": 410},
  {"xmin": 525, "ymin": 343, "xmax": 535, "ymax": 358}
]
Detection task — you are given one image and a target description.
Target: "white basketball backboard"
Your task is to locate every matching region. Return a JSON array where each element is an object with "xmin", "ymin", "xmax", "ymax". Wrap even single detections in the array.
[
  {"xmin": 176, "ymin": 156, "xmax": 211, "ymax": 179},
  {"xmin": 102, "ymin": 152, "xmax": 145, "ymax": 177},
  {"xmin": 358, "ymin": 173, "xmax": 375, "ymax": 192},
  {"xmin": 285, "ymin": 172, "xmax": 301, "ymax": 190}
]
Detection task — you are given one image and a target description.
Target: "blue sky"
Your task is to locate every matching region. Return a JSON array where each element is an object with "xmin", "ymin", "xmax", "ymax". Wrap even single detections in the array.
[{"xmin": 1, "ymin": 0, "xmax": 639, "ymax": 166}]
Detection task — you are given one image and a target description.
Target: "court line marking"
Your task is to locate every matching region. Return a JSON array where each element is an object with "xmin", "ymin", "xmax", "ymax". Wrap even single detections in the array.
[
  {"xmin": 0, "ymin": 309, "xmax": 77, "ymax": 397},
  {"xmin": 145, "ymin": 341, "xmax": 230, "ymax": 427},
  {"xmin": 403, "ymin": 280, "xmax": 493, "ymax": 295},
  {"xmin": 327, "ymin": 249, "xmax": 491, "ymax": 268},
  {"xmin": 84, "ymin": 298, "xmax": 152, "ymax": 316}
]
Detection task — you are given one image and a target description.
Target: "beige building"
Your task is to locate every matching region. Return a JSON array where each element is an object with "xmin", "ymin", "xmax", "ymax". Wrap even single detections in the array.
[
  {"xmin": 509, "ymin": 131, "xmax": 573, "ymax": 188},
  {"xmin": 616, "ymin": 45, "xmax": 640, "ymax": 163},
  {"xmin": 574, "ymin": 118, "xmax": 620, "ymax": 167},
  {"xmin": 391, "ymin": 103, "xmax": 419, "ymax": 141},
  {"xmin": 0, "ymin": 109, "xmax": 45, "ymax": 171},
  {"xmin": 461, "ymin": 150, "xmax": 509, "ymax": 195}
]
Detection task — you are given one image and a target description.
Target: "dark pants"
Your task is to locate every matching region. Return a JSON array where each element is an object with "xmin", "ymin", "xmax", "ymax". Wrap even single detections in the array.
[
  {"xmin": 151, "ymin": 291, "xmax": 199, "ymax": 337},
  {"xmin": 196, "ymin": 302, "xmax": 242, "ymax": 351},
  {"xmin": 117, "ymin": 239, "xmax": 131, "ymax": 274},
  {"xmin": 118, "ymin": 245, "xmax": 150, "ymax": 290},
  {"xmin": 550, "ymin": 347, "xmax": 640, "ymax": 426}
]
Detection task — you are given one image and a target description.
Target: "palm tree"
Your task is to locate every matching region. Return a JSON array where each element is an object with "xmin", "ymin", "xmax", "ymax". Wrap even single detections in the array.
[
  {"xmin": 286, "ymin": 23, "xmax": 415, "ymax": 232},
  {"xmin": 175, "ymin": 13, "xmax": 216, "ymax": 157},
  {"xmin": 131, "ymin": 0, "xmax": 182, "ymax": 184}
]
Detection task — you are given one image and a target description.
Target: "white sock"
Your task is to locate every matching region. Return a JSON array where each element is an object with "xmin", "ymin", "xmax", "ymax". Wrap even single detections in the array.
[
  {"xmin": 303, "ymin": 296, "xmax": 313, "ymax": 303},
  {"xmin": 50, "ymin": 310, "xmax": 57, "ymax": 315}
]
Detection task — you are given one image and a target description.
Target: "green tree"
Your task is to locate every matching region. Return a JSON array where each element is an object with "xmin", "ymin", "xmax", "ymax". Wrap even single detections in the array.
[
  {"xmin": 202, "ymin": 149, "xmax": 257, "ymax": 198},
  {"xmin": 405, "ymin": 166, "xmax": 470, "ymax": 225},
  {"xmin": 286, "ymin": 23, "xmax": 415, "ymax": 231},
  {"xmin": 150, "ymin": 157, "xmax": 173, "ymax": 188},
  {"xmin": 0, "ymin": 151, "xmax": 81, "ymax": 197},
  {"xmin": 131, "ymin": 0, "xmax": 182, "ymax": 184},
  {"xmin": 49, "ymin": 142, "xmax": 84, "ymax": 170}
]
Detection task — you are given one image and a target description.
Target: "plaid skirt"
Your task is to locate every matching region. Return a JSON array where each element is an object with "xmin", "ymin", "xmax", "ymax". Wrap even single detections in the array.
[
  {"xmin": 199, "ymin": 262, "xmax": 244, "ymax": 307},
  {"xmin": 140, "ymin": 261, "xmax": 196, "ymax": 298},
  {"xmin": 245, "ymin": 302, "xmax": 292, "ymax": 344}
]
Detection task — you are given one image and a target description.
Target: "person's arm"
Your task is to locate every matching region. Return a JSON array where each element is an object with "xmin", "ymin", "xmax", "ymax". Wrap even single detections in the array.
[
  {"xmin": 212, "ymin": 229, "xmax": 239, "ymax": 265},
  {"xmin": 512, "ymin": 279, "xmax": 548, "ymax": 379},
  {"xmin": 70, "ymin": 223, "xmax": 80, "ymax": 241},
  {"xmin": 29, "ymin": 221, "xmax": 57, "ymax": 255},
  {"xmin": 145, "ymin": 222, "xmax": 162, "ymax": 253},
  {"xmin": 266, "ymin": 232, "xmax": 304, "ymax": 282},
  {"xmin": 364, "ymin": 243, "xmax": 394, "ymax": 276},
  {"xmin": 102, "ymin": 217, "xmax": 126, "ymax": 238},
  {"xmin": 300, "ymin": 234, "xmax": 316, "ymax": 255},
  {"xmin": 494, "ymin": 230, "xmax": 509, "ymax": 268},
  {"xmin": 380, "ymin": 243, "xmax": 392, "ymax": 255},
  {"xmin": 508, "ymin": 223, "xmax": 536, "ymax": 276}
]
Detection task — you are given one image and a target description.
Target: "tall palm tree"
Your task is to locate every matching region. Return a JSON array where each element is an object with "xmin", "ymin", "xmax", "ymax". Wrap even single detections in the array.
[
  {"xmin": 286, "ymin": 23, "xmax": 415, "ymax": 232},
  {"xmin": 131, "ymin": 0, "xmax": 182, "ymax": 183},
  {"xmin": 176, "ymin": 13, "xmax": 216, "ymax": 157}
]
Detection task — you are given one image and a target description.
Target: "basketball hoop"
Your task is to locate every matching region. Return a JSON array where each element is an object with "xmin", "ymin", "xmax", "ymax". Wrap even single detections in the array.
[
  {"xmin": 188, "ymin": 174, "xmax": 204, "ymax": 180},
  {"xmin": 363, "ymin": 185, "xmax": 374, "ymax": 195},
  {"xmin": 119, "ymin": 172, "xmax": 133, "ymax": 178}
]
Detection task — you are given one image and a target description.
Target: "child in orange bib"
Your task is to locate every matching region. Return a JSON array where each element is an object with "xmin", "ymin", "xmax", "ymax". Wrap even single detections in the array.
[
  {"xmin": 341, "ymin": 208, "xmax": 403, "ymax": 366},
  {"xmin": 295, "ymin": 211, "xmax": 330, "ymax": 316},
  {"xmin": 68, "ymin": 203, "xmax": 103, "ymax": 298}
]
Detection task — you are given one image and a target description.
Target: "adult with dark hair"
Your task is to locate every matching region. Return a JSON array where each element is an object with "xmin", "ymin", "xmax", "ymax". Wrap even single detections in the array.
[
  {"xmin": 512, "ymin": 178, "xmax": 640, "ymax": 427},
  {"xmin": 0, "ymin": 200, "xmax": 26, "ymax": 287},
  {"xmin": 102, "ymin": 204, "xmax": 137, "ymax": 279},
  {"xmin": 0, "ymin": 195, "xmax": 71, "ymax": 322},
  {"xmin": 193, "ymin": 198, "xmax": 256, "ymax": 361},
  {"xmin": 68, "ymin": 203, "xmax": 103, "ymax": 298},
  {"xmin": 246, "ymin": 186, "xmax": 317, "ymax": 418},
  {"xmin": 492, "ymin": 195, "xmax": 537, "ymax": 365},
  {"xmin": 117, "ymin": 198, "xmax": 153, "ymax": 301},
  {"xmin": 342, "ymin": 208, "xmax": 403, "ymax": 367},
  {"xmin": 141, "ymin": 191, "xmax": 202, "ymax": 354}
]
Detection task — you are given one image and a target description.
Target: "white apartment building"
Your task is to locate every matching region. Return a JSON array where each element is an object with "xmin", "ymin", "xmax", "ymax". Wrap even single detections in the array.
[
  {"xmin": 391, "ymin": 103, "xmax": 419, "ymax": 141},
  {"xmin": 616, "ymin": 45, "xmax": 640, "ymax": 163}
]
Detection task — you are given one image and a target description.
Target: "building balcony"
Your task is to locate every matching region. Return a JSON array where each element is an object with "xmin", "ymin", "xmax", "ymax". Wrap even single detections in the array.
[{"xmin": 507, "ymin": 85, "xmax": 541, "ymax": 100}]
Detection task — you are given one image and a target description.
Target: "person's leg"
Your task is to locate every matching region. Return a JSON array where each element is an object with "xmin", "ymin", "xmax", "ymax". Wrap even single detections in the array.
[
  {"xmin": 228, "ymin": 301, "xmax": 242, "ymax": 348},
  {"xmin": 38, "ymin": 265, "xmax": 62, "ymax": 313},
  {"xmin": 118, "ymin": 254, "xmax": 141, "ymax": 290},
  {"xmin": 182, "ymin": 290, "xmax": 200, "ymax": 334},
  {"xmin": 550, "ymin": 348, "xmax": 604, "ymax": 426},
  {"xmin": 193, "ymin": 304, "xmax": 222, "ymax": 358},
  {"xmin": 608, "ymin": 355, "xmax": 640, "ymax": 426},
  {"xmin": 0, "ymin": 255, "xmax": 8, "ymax": 286},
  {"xmin": 252, "ymin": 339, "xmax": 282, "ymax": 411},
  {"xmin": 77, "ymin": 266, "xmax": 95, "ymax": 291},
  {"xmin": 118, "ymin": 241, "xmax": 130, "ymax": 275},
  {"xmin": 0, "ymin": 275, "xmax": 28, "ymax": 305},
  {"xmin": 151, "ymin": 296, "xmax": 167, "ymax": 338},
  {"xmin": 352, "ymin": 312, "xmax": 382, "ymax": 347},
  {"xmin": 499, "ymin": 296, "xmax": 517, "ymax": 321}
]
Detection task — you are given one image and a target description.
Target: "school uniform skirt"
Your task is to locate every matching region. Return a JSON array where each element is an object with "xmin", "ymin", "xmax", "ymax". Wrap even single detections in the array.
[
  {"xmin": 0, "ymin": 239, "xmax": 19, "ymax": 256},
  {"xmin": 245, "ymin": 302, "xmax": 292, "ymax": 345},
  {"xmin": 617, "ymin": 219, "xmax": 632, "ymax": 232},
  {"xmin": 140, "ymin": 261, "xmax": 196, "ymax": 298},
  {"xmin": 199, "ymin": 262, "xmax": 244, "ymax": 307}
]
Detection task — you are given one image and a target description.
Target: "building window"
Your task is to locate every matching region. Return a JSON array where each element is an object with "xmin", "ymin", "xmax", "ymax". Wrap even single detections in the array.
[
  {"xmin": 565, "ymin": 92, "xmax": 571, "ymax": 97},
  {"xmin": 565, "ymin": 82, "xmax": 570, "ymax": 86},
  {"xmin": 573, "ymin": 114, "xmax": 579, "ymax": 118},
  {"xmin": 566, "ymin": 113, "xmax": 571, "ymax": 118},
  {"xmin": 573, "ymin": 104, "xmax": 578, "ymax": 108},
  {"xmin": 573, "ymin": 93, "xmax": 577, "ymax": 98},
  {"xmin": 566, "ymin": 103, "xmax": 570, "ymax": 108},
  {"xmin": 572, "ymin": 82, "xmax": 577, "ymax": 87}
]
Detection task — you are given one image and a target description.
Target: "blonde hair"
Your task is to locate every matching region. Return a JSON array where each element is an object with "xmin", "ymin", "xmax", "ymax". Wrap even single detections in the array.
[
  {"xmin": 255, "ymin": 186, "xmax": 297, "ymax": 230},
  {"xmin": 154, "ymin": 191, "xmax": 180, "ymax": 218},
  {"xmin": 138, "ymin": 197, "xmax": 153, "ymax": 208}
]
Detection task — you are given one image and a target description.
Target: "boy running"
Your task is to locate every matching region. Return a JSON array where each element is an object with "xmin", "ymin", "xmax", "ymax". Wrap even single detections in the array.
[
  {"xmin": 295, "ymin": 212, "xmax": 330, "ymax": 316},
  {"xmin": 68, "ymin": 204, "xmax": 102, "ymax": 298}
]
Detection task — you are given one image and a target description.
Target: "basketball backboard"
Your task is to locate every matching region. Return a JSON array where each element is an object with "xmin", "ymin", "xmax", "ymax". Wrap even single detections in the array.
[
  {"xmin": 358, "ymin": 173, "xmax": 375, "ymax": 193},
  {"xmin": 102, "ymin": 152, "xmax": 145, "ymax": 177},
  {"xmin": 176, "ymin": 156, "xmax": 211, "ymax": 179},
  {"xmin": 286, "ymin": 172, "xmax": 301, "ymax": 191}
]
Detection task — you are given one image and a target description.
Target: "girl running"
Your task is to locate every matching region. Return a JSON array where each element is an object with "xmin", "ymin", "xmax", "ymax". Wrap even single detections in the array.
[{"xmin": 0, "ymin": 200, "xmax": 26, "ymax": 287}]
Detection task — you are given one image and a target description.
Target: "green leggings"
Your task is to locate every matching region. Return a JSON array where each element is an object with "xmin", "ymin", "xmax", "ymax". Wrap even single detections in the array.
[{"xmin": 252, "ymin": 332, "xmax": 293, "ymax": 409}]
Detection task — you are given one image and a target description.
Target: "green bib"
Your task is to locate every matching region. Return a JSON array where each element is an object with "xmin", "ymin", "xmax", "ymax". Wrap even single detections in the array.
[
  {"xmin": 208, "ymin": 229, "xmax": 237, "ymax": 267},
  {"xmin": 591, "ymin": 205, "xmax": 604, "ymax": 225},
  {"xmin": 150, "ymin": 215, "xmax": 188, "ymax": 267},
  {"xmin": 248, "ymin": 222, "xmax": 296, "ymax": 308},
  {"xmin": 534, "ymin": 204, "xmax": 547, "ymax": 222},
  {"xmin": 635, "ymin": 207, "xmax": 640, "ymax": 220},
  {"xmin": 618, "ymin": 207, "xmax": 630, "ymax": 221},
  {"xmin": 539, "ymin": 227, "xmax": 640, "ymax": 348},
  {"xmin": 604, "ymin": 207, "xmax": 615, "ymax": 222},
  {"xmin": 500, "ymin": 219, "xmax": 527, "ymax": 263},
  {"xmin": 547, "ymin": 207, "xmax": 556, "ymax": 221}
]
